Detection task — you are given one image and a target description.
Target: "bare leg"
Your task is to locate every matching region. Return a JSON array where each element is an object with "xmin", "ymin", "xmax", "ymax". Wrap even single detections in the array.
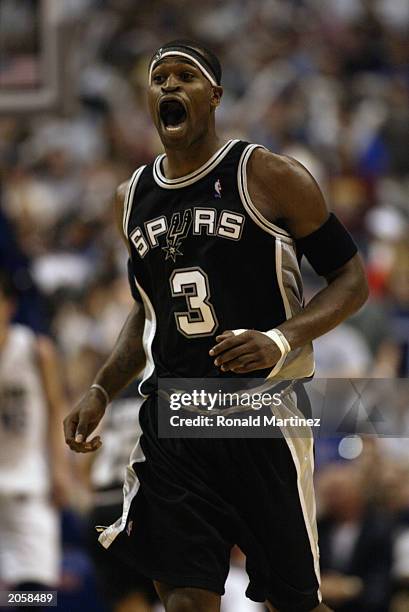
[{"xmin": 154, "ymin": 582, "xmax": 221, "ymax": 612}]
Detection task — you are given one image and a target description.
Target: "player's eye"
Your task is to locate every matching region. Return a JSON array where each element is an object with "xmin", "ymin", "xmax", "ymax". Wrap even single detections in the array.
[
  {"xmin": 180, "ymin": 72, "xmax": 194, "ymax": 81},
  {"xmin": 152, "ymin": 74, "xmax": 166, "ymax": 84}
]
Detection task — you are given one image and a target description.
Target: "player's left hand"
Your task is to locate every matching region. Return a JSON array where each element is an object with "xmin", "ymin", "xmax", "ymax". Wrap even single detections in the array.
[{"xmin": 209, "ymin": 330, "xmax": 282, "ymax": 373}]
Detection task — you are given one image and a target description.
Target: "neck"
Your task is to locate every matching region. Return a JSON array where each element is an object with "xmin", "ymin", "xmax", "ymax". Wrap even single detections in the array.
[{"xmin": 162, "ymin": 128, "xmax": 222, "ymax": 179}]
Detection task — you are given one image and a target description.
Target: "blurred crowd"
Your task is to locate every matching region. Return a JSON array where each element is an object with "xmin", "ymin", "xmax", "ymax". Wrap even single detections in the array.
[{"xmin": 0, "ymin": 0, "xmax": 408, "ymax": 610}]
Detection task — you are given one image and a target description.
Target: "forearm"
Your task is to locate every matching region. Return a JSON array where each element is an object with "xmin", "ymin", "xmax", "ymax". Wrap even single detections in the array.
[
  {"xmin": 93, "ymin": 302, "xmax": 146, "ymax": 400},
  {"xmin": 278, "ymin": 256, "xmax": 368, "ymax": 350}
]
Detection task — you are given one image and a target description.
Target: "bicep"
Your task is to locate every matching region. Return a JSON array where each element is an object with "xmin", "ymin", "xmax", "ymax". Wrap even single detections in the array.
[
  {"xmin": 250, "ymin": 151, "xmax": 362, "ymax": 281},
  {"xmin": 279, "ymin": 157, "xmax": 329, "ymax": 239},
  {"xmin": 247, "ymin": 149, "xmax": 329, "ymax": 239}
]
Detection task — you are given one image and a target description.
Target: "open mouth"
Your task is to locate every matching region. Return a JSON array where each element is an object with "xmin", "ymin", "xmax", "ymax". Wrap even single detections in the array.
[{"xmin": 159, "ymin": 99, "xmax": 187, "ymax": 131}]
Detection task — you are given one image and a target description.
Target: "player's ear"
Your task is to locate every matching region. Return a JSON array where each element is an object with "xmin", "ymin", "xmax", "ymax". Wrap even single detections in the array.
[{"xmin": 210, "ymin": 86, "xmax": 223, "ymax": 108}]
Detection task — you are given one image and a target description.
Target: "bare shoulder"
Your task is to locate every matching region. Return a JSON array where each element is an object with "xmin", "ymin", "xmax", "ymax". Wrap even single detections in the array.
[
  {"xmin": 247, "ymin": 148, "xmax": 329, "ymax": 238},
  {"xmin": 248, "ymin": 148, "xmax": 317, "ymax": 192}
]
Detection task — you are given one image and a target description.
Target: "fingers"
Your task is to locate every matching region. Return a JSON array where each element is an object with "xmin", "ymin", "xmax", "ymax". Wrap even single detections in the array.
[
  {"xmin": 63, "ymin": 412, "xmax": 87, "ymax": 446},
  {"xmin": 64, "ymin": 411, "xmax": 101, "ymax": 453},
  {"xmin": 63, "ymin": 414, "xmax": 78, "ymax": 445},
  {"xmin": 214, "ymin": 346, "xmax": 252, "ymax": 368},
  {"xmin": 227, "ymin": 361, "xmax": 260, "ymax": 373},
  {"xmin": 68, "ymin": 435, "xmax": 102, "ymax": 454},
  {"xmin": 64, "ymin": 392, "xmax": 106, "ymax": 454},
  {"xmin": 209, "ymin": 330, "xmax": 247, "ymax": 358},
  {"xmin": 210, "ymin": 330, "xmax": 259, "ymax": 371},
  {"xmin": 75, "ymin": 412, "xmax": 90, "ymax": 443},
  {"xmin": 210, "ymin": 329, "xmax": 279, "ymax": 373},
  {"xmin": 215, "ymin": 331, "xmax": 235, "ymax": 342},
  {"xmin": 221, "ymin": 355, "xmax": 260, "ymax": 373}
]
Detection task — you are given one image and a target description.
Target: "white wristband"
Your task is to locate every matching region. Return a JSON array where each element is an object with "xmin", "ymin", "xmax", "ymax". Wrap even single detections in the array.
[
  {"xmin": 262, "ymin": 329, "xmax": 291, "ymax": 377},
  {"xmin": 231, "ymin": 327, "xmax": 291, "ymax": 378},
  {"xmin": 232, "ymin": 328, "xmax": 291, "ymax": 378},
  {"xmin": 232, "ymin": 328, "xmax": 291, "ymax": 356},
  {"xmin": 262, "ymin": 328, "xmax": 291, "ymax": 356},
  {"xmin": 90, "ymin": 383, "xmax": 110, "ymax": 406}
]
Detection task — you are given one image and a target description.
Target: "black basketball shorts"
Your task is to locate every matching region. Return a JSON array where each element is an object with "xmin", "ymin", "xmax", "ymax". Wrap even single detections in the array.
[
  {"xmin": 88, "ymin": 501, "xmax": 158, "ymax": 605},
  {"xmin": 108, "ymin": 389, "xmax": 321, "ymax": 611}
]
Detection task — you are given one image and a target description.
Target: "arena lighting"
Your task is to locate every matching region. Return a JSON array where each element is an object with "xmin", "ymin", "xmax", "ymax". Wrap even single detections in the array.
[
  {"xmin": 338, "ymin": 435, "xmax": 364, "ymax": 460},
  {"xmin": 0, "ymin": 0, "xmax": 59, "ymax": 113}
]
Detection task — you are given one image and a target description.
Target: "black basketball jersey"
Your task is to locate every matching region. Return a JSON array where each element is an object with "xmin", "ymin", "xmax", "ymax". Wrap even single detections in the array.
[{"xmin": 124, "ymin": 139, "xmax": 314, "ymax": 396}]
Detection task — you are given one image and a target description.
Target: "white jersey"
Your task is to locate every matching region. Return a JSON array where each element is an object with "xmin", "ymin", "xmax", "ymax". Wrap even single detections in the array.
[
  {"xmin": 91, "ymin": 396, "xmax": 144, "ymax": 492},
  {"xmin": 0, "ymin": 325, "xmax": 49, "ymax": 495}
]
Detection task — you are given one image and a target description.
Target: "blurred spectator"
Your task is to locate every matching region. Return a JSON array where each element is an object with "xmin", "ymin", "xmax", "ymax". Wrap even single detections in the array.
[
  {"xmin": 0, "ymin": 193, "xmax": 49, "ymax": 333},
  {"xmin": 0, "ymin": 271, "xmax": 70, "ymax": 608},
  {"xmin": 317, "ymin": 462, "xmax": 393, "ymax": 612},
  {"xmin": 313, "ymin": 323, "xmax": 372, "ymax": 377}
]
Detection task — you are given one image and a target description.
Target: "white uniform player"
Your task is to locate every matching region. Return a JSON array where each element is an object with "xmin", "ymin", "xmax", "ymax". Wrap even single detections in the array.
[
  {"xmin": 0, "ymin": 284, "xmax": 68, "ymax": 593},
  {"xmin": 91, "ymin": 393, "xmax": 144, "ymax": 499}
]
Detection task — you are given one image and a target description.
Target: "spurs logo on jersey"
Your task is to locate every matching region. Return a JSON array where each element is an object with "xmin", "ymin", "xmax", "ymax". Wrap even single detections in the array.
[
  {"xmin": 130, "ymin": 207, "xmax": 245, "ymax": 261},
  {"xmin": 162, "ymin": 209, "xmax": 192, "ymax": 261}
]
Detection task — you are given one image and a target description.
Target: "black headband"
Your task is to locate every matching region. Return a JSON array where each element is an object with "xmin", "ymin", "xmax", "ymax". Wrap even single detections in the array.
[{"xmin": 149, "ymin": 44, "xmax": 220, "ymax": 86}]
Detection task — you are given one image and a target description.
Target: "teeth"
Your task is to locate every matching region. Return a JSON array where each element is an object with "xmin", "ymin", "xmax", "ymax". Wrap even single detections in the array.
[{"xmin": 165, "ymin": 124, "xmax": 184, "ymax": 132}]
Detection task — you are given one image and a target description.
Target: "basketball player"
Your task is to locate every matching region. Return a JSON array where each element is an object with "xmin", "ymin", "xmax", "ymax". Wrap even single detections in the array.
[
  {"xmin": 64, "ymin": 41, "xmax": 368, "ymax": 612},
  {"xmin": 0, "ymin": 271, "xmax": 69, "ymax": 604}
]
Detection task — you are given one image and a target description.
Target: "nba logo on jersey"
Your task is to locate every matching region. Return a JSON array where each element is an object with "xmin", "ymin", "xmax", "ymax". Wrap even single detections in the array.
[{"xmin": 214, "ymin": 179, "xmax": 222, "ymax": 198}]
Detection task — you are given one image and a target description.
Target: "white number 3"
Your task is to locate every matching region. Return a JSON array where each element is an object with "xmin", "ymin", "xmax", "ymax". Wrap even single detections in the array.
[{"xmin": 170, "ymin": 267, "xmax": 218, "ymax": 337}]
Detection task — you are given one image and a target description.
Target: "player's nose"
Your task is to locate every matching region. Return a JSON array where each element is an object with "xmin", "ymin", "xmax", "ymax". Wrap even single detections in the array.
[{"xmin": 161, "ymin": 73, "xmax": 180, "ymax": 92}]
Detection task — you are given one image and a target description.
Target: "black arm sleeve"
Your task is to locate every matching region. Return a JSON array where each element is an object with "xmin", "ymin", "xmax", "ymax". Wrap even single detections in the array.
[{"xmin": 296, "ymin": 213, "xmax": 358, "ymax": 276}]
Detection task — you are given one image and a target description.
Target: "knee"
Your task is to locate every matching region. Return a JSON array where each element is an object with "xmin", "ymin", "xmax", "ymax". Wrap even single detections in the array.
[
  {"xmin": 155, "ymin": 582, "xmax": 220, "ymax": 612},
  {"xmin": 165, "ymin": 591, "xmax": 202, "ymax": 612},
  {"xmin": 163, "ymin": 588, "xmax": 219, "ymax": 612}
]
